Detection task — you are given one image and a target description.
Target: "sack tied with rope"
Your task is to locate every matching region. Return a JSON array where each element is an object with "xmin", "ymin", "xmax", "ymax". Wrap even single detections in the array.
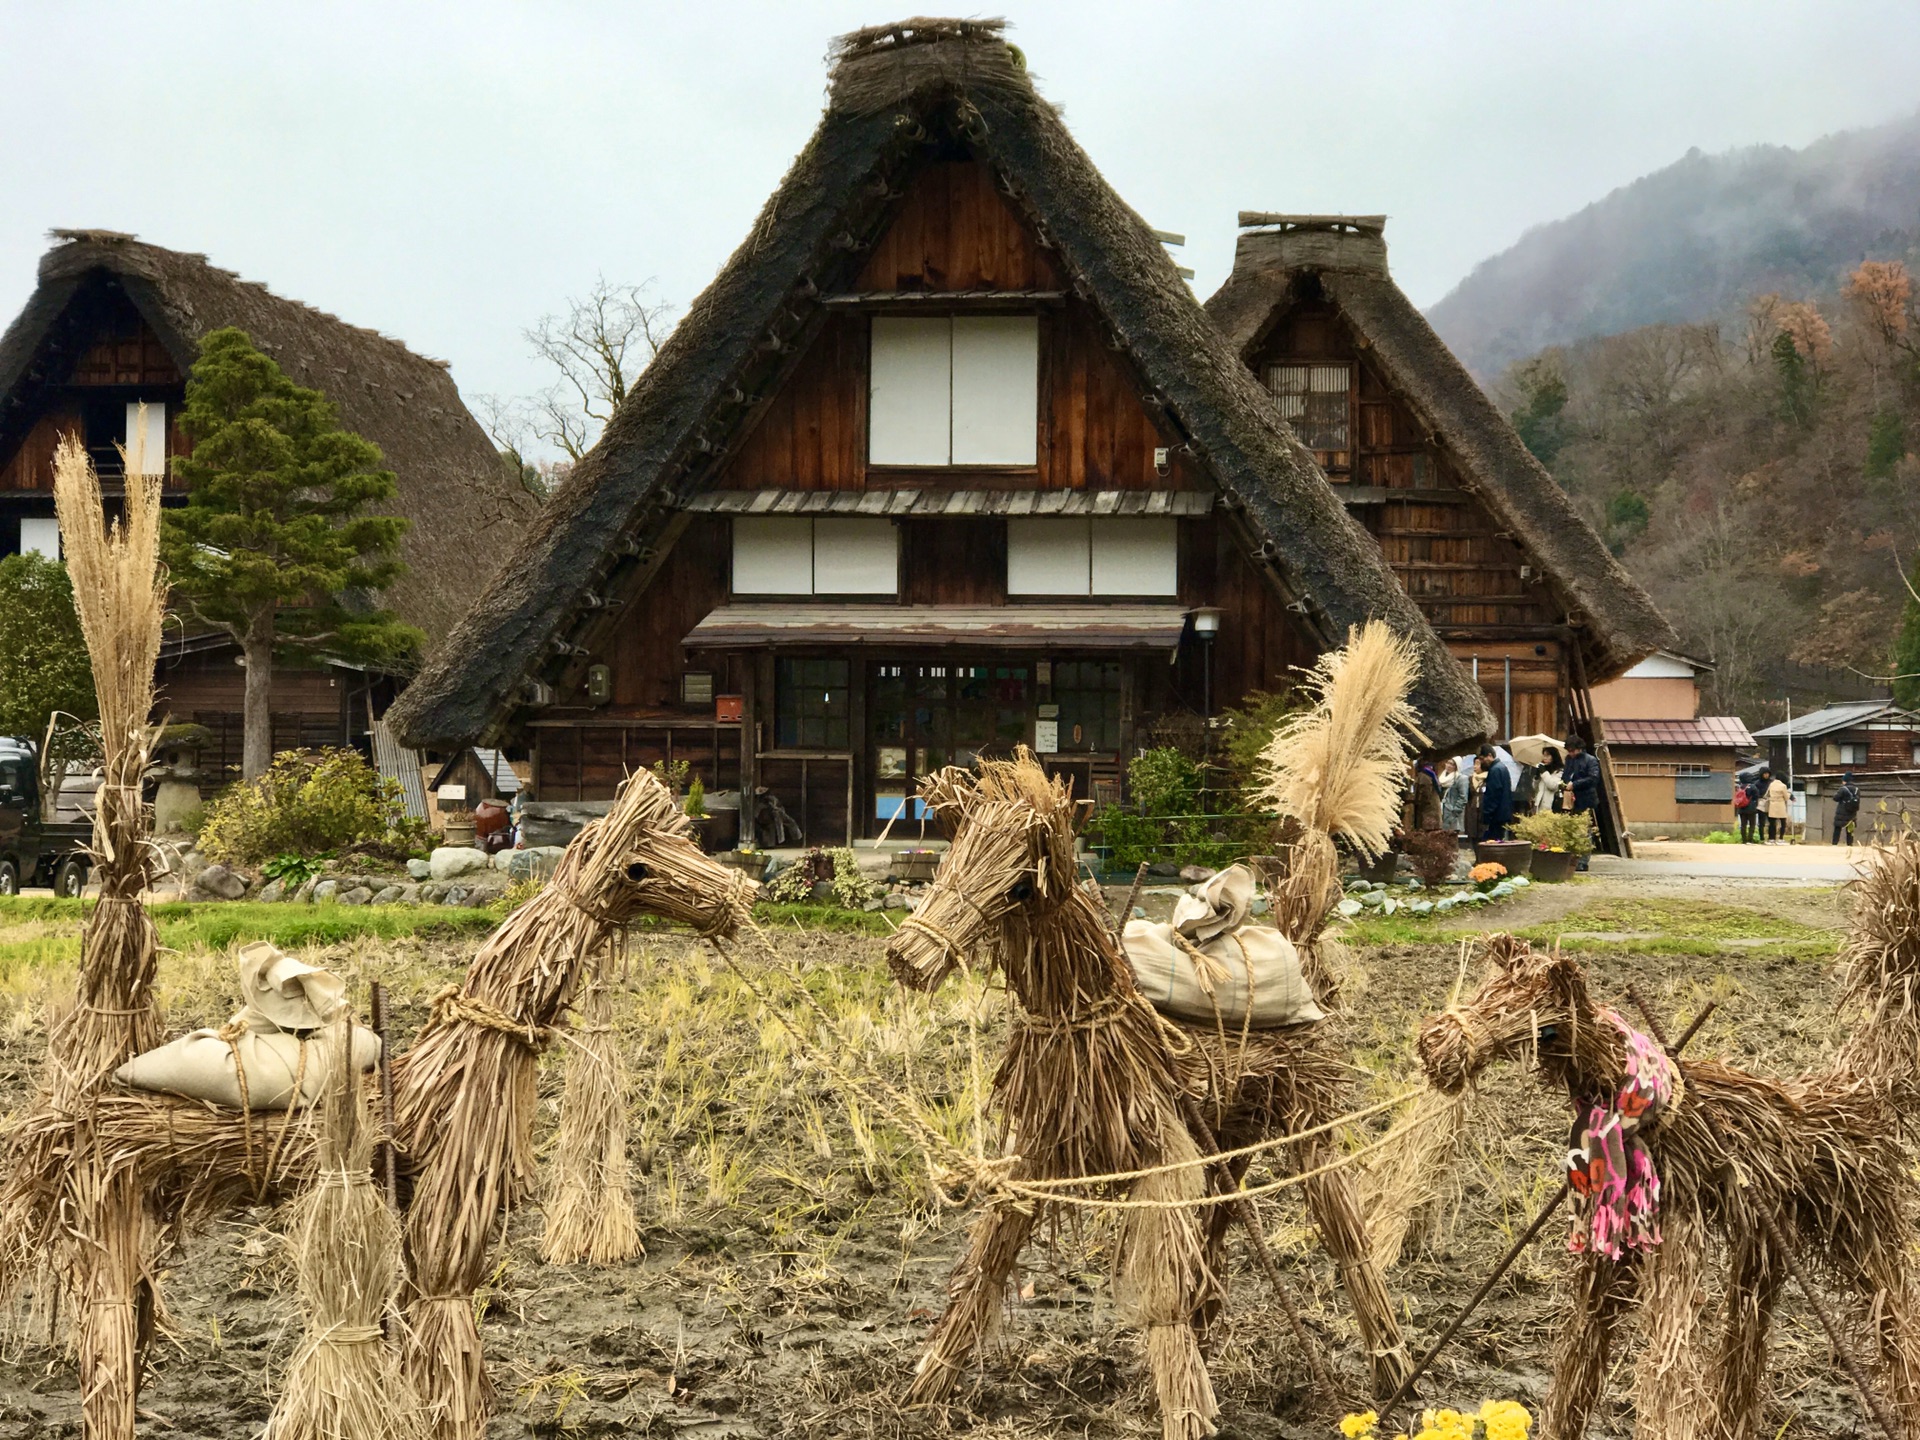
[
  {"xmin": 1121, "ymin": 865, "xmax": 1325, "ymax": 1029},
  {"xmin": 114, "ymin": 941, "xmax": 380, "ymax": 1110}
]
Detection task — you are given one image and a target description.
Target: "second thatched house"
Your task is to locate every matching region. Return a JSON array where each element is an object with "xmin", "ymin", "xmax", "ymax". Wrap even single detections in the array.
[
  {"xmin": 0, "ymin": 230, "xmax": 538, "ymax": 782},
  {"xmin": 389, "ymin": 19, "xmax": 1492, "ymax": 846},
  {"xmin": 1205, "ymin": 216, "xmax": 1678, "ymax": 739}
]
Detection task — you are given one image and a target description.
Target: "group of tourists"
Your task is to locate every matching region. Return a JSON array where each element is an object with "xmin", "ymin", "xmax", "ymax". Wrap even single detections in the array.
[
  {"xmin": 1407, "ymin": 733, "xmax": 1604, "ymax": 858},
  {"xmin": 1732, "ymin": 765, "xmax": 1861, "ymax": 845}
]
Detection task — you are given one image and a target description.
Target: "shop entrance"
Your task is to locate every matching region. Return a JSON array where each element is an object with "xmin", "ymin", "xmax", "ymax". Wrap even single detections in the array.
[{"xmin": 869, "ymin": 660, "xmax": 1030, "ymax": 822}]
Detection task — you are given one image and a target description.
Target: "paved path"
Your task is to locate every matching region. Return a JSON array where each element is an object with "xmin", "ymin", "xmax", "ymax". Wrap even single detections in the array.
[{"xmin": 1593, "ymin": 840, "xmax": 1869, "ymax": 883}]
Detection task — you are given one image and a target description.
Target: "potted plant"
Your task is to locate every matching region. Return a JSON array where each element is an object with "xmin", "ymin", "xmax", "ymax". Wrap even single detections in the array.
[
  {"xmin": 1472, "ymin": 836, "xmax": 1534, "ymax": 876},
  {"xmin": 1511, "ymin": 810, "xmax": 1594, "ymax": 882},
  {"xmin": 683, "ymin": 777, "xmax": 711, "ymax": 850}
]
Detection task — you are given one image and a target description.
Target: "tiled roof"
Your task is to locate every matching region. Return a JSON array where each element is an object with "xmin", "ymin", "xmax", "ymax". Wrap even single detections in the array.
[{"xmin": 1604, "ymin": 716, "xmax": 1754, "ymax": 748}]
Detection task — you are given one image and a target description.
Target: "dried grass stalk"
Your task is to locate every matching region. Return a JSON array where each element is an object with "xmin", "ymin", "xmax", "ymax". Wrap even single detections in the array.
[
  {"xmin": 392, "ymin": 768, "xmax": 748, "ymax": 1440},
  {"xmin": 1356, "ymin": 1086, "xmax": 1469, "ymax": 1271},
  {"xmin": 268, "ymin": 1014, "xmax": 421, "ymax": 1440},
  {"xmin": 0, "ymin": 431, "xmax": 167, "ymax": 1440},
  {"xmin": 540, "ymin": 965, "xmax": 640, "ymax": 1265},
  {"xmin": 1116, "ymin": 1124, "xmax": 1217, "ymax": 1440}
]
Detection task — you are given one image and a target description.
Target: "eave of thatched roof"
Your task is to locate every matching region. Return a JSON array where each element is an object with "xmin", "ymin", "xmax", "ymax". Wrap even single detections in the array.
[
  {"xmin": 0, "ymin": 230, "xmax": 537, "ymax": 645},
  {"xmin": 1205, "ymin": 222, "xmax": 1679, "ymax": 681},
  {"xmin": 388, "ymin": 18, "xmax": 1492, "ymax": 754}
]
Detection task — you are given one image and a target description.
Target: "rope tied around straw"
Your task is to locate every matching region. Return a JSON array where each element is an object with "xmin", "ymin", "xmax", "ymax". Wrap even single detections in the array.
[
  {"xmin": 424, "ymin": 986, "xmax": 547, "ymax": 1049},
  {"xmin": 1014, "ymin": 991, "xmax": 1134, "ymax": 1036}
]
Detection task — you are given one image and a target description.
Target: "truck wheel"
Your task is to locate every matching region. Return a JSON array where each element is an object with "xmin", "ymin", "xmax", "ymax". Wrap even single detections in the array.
[
  {"xmin": 52, "ymin": 858, "xmax": 87, "ymax": 898},
  {"xmin": 0, "ymin": 861, "xmax": 17, "ymax": 895}
]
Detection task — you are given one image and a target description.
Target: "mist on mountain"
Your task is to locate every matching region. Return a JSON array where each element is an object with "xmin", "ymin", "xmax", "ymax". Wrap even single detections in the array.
[{"xmin": 1430, "ymin": 111, "xmax": 1920, "ymax": 381}]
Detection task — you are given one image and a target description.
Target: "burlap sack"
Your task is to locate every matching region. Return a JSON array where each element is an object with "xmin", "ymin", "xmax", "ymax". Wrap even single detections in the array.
[
  {"xmin": 115, "ymin": 1023, "xmax": 380, "ymax": 1110},
  {"xmin": 1124, "ymin": 864, "xmax": 1324, "ymax": 1028},
  {"xmin": 113, "ymin": 945, "xmax": 378, "ymax": 1109}
]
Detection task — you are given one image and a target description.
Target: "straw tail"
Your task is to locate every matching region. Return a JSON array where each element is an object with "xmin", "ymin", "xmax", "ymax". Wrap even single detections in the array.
[
  {"xmin": 268, "ymin": 1013, "xmax": 423, "ymax": 1440},
  {"xmin": 1837, "ymin": 834, "xmax": 1920, "ymax": 1108},
  {"xmin": 1255, "ymin": 622, "xmax": 1425, "ymax": 947},
  {"xmin": 540, "ymin": 961, "xmax": 641, "ymax": 1265}
]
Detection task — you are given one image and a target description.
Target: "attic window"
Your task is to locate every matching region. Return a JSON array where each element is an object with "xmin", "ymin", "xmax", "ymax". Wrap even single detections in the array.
[
  {"xmin": 1267, "ymin": 364, "xmax": 1350, "ymax": 450},
  {"xmin": 869, "ymin": 316, "xmax": 1038, "ymax": 466}
]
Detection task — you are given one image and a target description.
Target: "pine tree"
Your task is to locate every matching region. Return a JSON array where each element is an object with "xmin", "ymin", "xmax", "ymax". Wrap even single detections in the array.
[
  {"xmin": 0, "ymin": 553, "xmax": 95, "ymax": 739},
  {"xmin": 162, "ymin": 328, "xmax": 419, "ymax": 780}
]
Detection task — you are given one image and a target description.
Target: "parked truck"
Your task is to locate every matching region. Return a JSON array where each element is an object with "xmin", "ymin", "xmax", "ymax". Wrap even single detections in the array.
[{"xmin": 0, "ymin": 736, "xmax": 93, "ymax": 896}]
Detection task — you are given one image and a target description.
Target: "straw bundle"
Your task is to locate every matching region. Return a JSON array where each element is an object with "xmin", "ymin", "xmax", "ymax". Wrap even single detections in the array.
[
  {"xmin": 268, "ymin": 1014, "xmax": 421, "ymax": 1440},
  {"xmin": 392, "ymin": 767, "xmax": 749, "ymax": 1440},
  {"xmin": 540, "ymin": 962, "xmax": 640, "ymax": 1265},
  {"xmin": 1115, "ymin": 1123, "xmax": 1216, "ymax": 1440},
  {"xmin": 0, "ymin": 429, "xmax": 168, "ymax": 1440},
  {"xmin": 1354, "ymin": 1086, "xmax": 1469, "ymax": 1271}
]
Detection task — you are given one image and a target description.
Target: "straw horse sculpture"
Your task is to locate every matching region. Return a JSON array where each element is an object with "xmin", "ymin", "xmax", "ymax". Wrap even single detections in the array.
[
  {"xmin": 1418, "ymin": 847, "xmax": 1920, "ymax": 1440},
  {"xmin": 0, "ymin": 765, "xmax": 750, "ymax": 1440},
  {"xmin": 886, "ymin": 754, "xmax": 1410, "ymax": 1440}
]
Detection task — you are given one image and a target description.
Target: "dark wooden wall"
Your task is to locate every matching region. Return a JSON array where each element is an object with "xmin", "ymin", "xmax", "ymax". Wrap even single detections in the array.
[
  {"xmin": 713, "ymin": 160, "xmax": 1205, "ymax": 495},
  {"xmin": 1251, "ymin": 300, "xmax": 1552, "ymax": 631},
  {"xmin": 0, "ymin": 311, "xmax": 190, "ymax": 492},
  {"xmin": 1175, "ymin": 517, "xmax": 1322, "ymax": 706},
  {"xmin": 157, "ymin": 649, "xmax": 351, "ymax": 790}
]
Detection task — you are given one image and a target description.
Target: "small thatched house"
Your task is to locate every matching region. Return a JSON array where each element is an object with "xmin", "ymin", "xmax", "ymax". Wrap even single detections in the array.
[
  {"xmin": 390, "ymin": 19, "xmax": 1490, "ymax": 844},
  {"xmin": 0, "ymin": 231, "xmax": 537, "ymax": 780},
  {"xmin": 1205, "ymin": 216, "xmax": 1679, "ymax": 745}
]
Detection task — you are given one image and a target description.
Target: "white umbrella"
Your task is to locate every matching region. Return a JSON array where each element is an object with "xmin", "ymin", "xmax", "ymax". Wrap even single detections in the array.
[{"xmin": 1505, "ymin": 733, "xmax": 1563, "ymax": 768}]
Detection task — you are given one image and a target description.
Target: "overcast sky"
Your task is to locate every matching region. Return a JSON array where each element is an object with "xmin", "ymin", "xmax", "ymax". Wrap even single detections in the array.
[{"xmin": 6, "ymin": 1, "xmax": 1920, "ymax": 456}]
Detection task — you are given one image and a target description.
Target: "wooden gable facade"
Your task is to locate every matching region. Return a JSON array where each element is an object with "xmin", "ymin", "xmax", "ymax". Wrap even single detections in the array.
[
  {"xmin": 1206, "ymin": 217, "xmax": 1680, "ymax": 767},
  {"xmin": 1244, "ymin": 291, "xmax": 1565, "ymax": 741},
  {"xmin": 529, "ymin": 159, "xmax": 1321, "ymax": 842}
]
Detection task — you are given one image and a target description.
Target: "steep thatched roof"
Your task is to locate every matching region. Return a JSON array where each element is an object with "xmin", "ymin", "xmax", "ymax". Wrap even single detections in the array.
[
  {"xmin": 388, "ymin": 18, "xmax": 1492, "ymax": 753},
  {"xmin": 0, "ymin": 230, "xmax": 537, "ymax": 644},
  {"xmin": 1205, "ymin": 218, "xmax": 1679, "ymax": 681}
]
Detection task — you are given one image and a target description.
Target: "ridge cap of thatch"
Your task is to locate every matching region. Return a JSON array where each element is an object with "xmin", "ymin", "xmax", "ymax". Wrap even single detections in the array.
[{"xmin": 826, "ymin": 15, "xmax": 1029, "ymax": 115}]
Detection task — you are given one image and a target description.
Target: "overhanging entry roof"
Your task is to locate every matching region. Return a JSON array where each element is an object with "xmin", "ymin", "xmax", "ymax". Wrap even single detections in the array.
[{"xmin": 683, "ymin": 604, "xmax": 1190, "ymax": 651}]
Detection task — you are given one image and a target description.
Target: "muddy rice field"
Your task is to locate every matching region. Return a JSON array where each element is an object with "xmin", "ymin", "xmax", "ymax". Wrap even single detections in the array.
[{"xmin": 0, "ymin": 874, "xmax": 1876, "ymax": 1438}]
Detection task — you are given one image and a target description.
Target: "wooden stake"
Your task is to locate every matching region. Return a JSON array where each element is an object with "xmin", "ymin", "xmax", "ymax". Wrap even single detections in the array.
[{"xmin": 370, "ymin": 982, "xmax": 399, "ymax": 1212}]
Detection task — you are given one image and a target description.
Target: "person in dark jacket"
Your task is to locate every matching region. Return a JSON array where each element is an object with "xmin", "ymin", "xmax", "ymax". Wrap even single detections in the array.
[
  {"xmin": 1563, "ymin": 736, "xmax": 1601, "ymax": 808},
  {"xmin": 1832, "ymin": 771, "xmax": 1862, "ymax": 847},
  {"xmin": 1477, "ymin": 745, "xmax": 1514, "ymax": 841},
  {"xmin": 1737, "ymin": 766, "xmax": 1770, "ymax": 844},
  {"xmin": 1408, "ymin": 759, "xmax": 1444, "ymax": 831}
]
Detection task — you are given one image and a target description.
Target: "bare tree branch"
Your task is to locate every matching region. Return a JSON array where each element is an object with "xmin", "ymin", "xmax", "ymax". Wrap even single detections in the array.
[{"xmin": 523, "ymin": 278, "xmax": 677, "ymax": 460}]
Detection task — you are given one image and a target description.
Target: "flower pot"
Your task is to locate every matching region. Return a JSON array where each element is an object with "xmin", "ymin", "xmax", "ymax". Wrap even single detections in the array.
[
  {"xmin": 722, "ymin": 850, "xmax": 769, "ymax": 880},
  {"xmin": 1473, "ymin": 839, "xmax": 1533, "ymax": 876},
  {"xmin": 1529, "ymin": 848, "xmax": 1577, "ymax": 883},
  {"xmin": 1361, "ymin": 851, "xmax": 1402, "ymax": 884}
]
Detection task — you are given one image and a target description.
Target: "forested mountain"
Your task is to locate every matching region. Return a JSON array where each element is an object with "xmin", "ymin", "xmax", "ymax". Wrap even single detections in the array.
[
  {"xmin": 1497, "ymin": 269, "xmax": 1920, "ymax": 726},
  {"xmin": 1431, "ymin": 112, "xmax": 1920, "ymax": 380}
]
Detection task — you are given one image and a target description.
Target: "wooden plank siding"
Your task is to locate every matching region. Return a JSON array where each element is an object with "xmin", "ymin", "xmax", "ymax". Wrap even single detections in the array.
[{"xmin": 713, "ymin": 160, "xmax": 1205, "ymax": 495}]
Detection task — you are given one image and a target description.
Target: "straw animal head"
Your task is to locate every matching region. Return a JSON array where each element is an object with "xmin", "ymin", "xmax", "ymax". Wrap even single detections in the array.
[
  {"xmin": 1417, "ymin": 935, "xmax": 1614, "ymax": 1095},
  {"xmin": 563, "ymin": 768, "xmax": 756, "ymax": 937},
  {"xmin": 886, "ymin": 751, "xmax": 1080, "ymax": 991}
]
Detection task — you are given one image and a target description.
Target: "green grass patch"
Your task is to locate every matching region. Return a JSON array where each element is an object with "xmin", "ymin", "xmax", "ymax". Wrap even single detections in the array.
[
  {"xmin": 748, "ymin": 901, "xmax": 898, "ymax": 936},
  {"xmin": 1517, "ymin": 897, "xmax": 1840, "ymax": 959}
]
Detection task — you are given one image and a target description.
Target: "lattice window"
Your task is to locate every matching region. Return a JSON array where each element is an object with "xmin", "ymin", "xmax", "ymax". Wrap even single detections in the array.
[{"xmin": 1266, "ymin": 364, "xmax": 1350, "ymax": 450}]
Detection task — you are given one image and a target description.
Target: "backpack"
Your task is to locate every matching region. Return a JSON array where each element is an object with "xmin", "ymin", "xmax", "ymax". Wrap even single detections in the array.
[{"xmin": 1733, "ymin": 786, "xmax": 1751, "ymax": 810}]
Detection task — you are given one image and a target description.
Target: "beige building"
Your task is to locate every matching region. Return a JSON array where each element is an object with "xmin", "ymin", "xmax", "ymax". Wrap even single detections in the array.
[{"xmin": 1590, "ymin": 652, "xmax": 1754, "ymax": 836}]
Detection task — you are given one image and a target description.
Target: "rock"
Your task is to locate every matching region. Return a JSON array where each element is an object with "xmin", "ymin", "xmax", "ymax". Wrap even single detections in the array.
[
  {"xmin": 406, "ymin": 858, "xmax": 431, "ymax": 880},
  {"xmin": 505, "ymin": 846, "xmax": 567, "ymax": 881},
  {"xmin": 178, "ymin": 849, "xmax": 209, "ymax": 883},
  {"xmin": 293, "ymin": 877, "xmax": 320, "ymax": 904},
  {"xmin": 1249, "ymin": 897, "xmax": 1270, "ymax": 916},
  {"xmin": 194, "ymin": 863, "xmax": 248, "ymax": 901},
  {"xmin": 463, "ymin": 884, "xmax": 504, "ymax": 908},
  {"xmin": 312, "ymin": 879, "xmax": 340, "ymax": 902},
  {"xmin": 809, "ymin": 880, "xmax": 837, "ymax": 904},
  {"xmin": 1130, "ymin": 905, "xmax": 1147, "ymax": 919},
  {"xmin": 258, "ymin": 879, "xmax": 287, "ymax": 904},
  {"xmin": 441, "ymin": 886, "xmax": 469, "ymax": 907},
  {"xmin": 338, "ymin": 887, "xmax": 374, "ymax": 906},
  {"xmin": 1148, "ymin": 862, "xmax": 1182, "ymax": 878},
  {"xmin": 882, "ymin": 893, "xmax": 910, "ymax": 910},
  {"xmin": 1178, "ymin": 865, "xmax": 1216, "ymax": 883},
  {"xmin": 371, "ymin": 885, "xmax": 404, "ymax": 905},
  {"xmin": 398, "ymin": 884, "xmax": 421, "ymax": 904},
  {"xmin": 429, "ymin": 847, "xmax": 490, "ymax": 882}
]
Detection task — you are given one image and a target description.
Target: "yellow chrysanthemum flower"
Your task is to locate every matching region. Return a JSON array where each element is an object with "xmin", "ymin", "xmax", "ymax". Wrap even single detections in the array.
[{"xmin": 1341, "ymin": 1412, "xmax": 1380, "ymax": 1439}]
